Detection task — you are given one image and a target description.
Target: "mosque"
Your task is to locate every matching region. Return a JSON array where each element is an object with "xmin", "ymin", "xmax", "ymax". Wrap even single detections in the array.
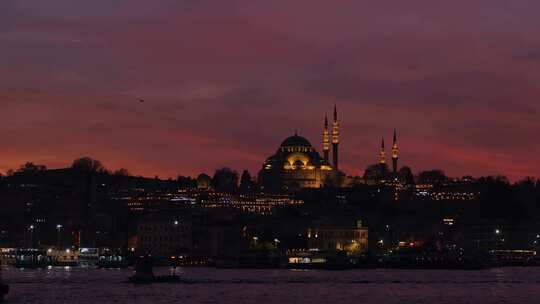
[
  {"xmin": 258, "ymin": 106, "xmax": 344, "ymax": 191},
  {"xmin": 258, "ymin": 105, "xmax": 401, "ymax": 191}
]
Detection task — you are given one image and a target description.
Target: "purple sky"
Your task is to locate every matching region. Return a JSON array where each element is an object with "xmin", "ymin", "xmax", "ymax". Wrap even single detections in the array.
[{"xmin": 1, "ymin": 0, "xmax": 540, "ymax": 180}]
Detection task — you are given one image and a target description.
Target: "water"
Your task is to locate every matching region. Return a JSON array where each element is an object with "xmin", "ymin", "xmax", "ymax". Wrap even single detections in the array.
[{"xmin": 2, "ymin": 266, "xmax": 540, "ymax": 303}]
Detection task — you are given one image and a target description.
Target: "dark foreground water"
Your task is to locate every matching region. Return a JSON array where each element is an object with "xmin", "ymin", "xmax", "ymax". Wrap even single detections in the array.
[{"xmin": 2, "ymin": 266, "xmax": 540, "ymax": 304}]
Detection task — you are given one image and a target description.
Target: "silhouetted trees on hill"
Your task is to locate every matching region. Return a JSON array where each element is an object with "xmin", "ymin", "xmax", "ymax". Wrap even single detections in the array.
[
  {"xmin": 240, "ymin": 170, "xmax": 258, "ymax": 193},
  {"xmin": 71, "ymin": 157, "xmax": 106, "ymax": 173},
  {"xmin": 417, "ymin": 169, "xmax": 448, "ymax": 184},
  {"xmin": 398, "ymin": 166, "xmax": 414, "ymax": 184},
  {"xmin": 17, "ymin": 162, "xmax": 47, "ymax": 173},
  {"xmin": 177, "ymin": 175, "xmax": 197, "ymax": 189},
  {"xmin": 363, "ymin": 164, "xmax": 388, "ymax": 181},
  {"xmin": 113, "ymin": 168, "xmax": 130, "ymax": 176},
  {"xmin": 212, "ymin": 167, "xmax": 239, "ymax": 193}
]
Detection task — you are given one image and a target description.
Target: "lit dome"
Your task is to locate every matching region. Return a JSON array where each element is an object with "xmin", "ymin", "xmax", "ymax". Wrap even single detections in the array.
[{"xmin": 259, "ymin": 133, "xmax": 337, "ymax": 190}]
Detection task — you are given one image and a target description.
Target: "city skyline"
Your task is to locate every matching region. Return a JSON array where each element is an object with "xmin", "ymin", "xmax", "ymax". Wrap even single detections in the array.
[
  {"xmin": 3, "ymin": 3, "xmax": 540, "ymax": 302},
  {"xmin": 2, "ymin": 1, "xmax": 540, "ymax": 181}
]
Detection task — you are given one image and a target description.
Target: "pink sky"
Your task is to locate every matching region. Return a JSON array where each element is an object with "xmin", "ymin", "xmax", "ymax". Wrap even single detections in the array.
[{"xmin": 1, "ymin": 0, "xmax": 539, "ymax": 180}]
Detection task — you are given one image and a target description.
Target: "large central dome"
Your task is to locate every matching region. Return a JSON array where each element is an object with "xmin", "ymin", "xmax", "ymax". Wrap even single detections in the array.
[
  {"xmin": 280, "ymin": 134, "xmax": 312, "ymax": 147},
  {"xmin": 259, "ymin": 133, "xmax": 338, "ymax": 190}
]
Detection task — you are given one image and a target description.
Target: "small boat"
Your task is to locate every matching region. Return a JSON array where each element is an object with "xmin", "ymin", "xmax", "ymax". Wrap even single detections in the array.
[{"xmin": 128, "ymin": 255, "xmax": 181, "ymax": 284}]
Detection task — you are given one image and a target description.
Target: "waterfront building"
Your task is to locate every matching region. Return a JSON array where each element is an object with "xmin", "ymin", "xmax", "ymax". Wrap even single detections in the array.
[
  {"xmin": 137, "ymin": 213, "xmax": 193, "ymax": 258},
  {"xmin": 307, "ymin": 221, "xmax": 368, "ymax": 255},
  {"xmin": 136, "ymin": 208, "xmax": 245, "ymax": 260},
  {"xmin": 47, "ymin": 248, "xmax": 79, "ymax": 265}
]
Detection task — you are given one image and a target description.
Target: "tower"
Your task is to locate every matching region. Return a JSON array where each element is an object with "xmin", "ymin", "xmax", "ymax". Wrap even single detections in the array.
[
  {"xmin": 379, "ymin": 137, "xmax": 386, "ymax": 165},
  {"xmin": 392, "ymin": 129, "xmax": 398, "ymax": 174},
  {"xmin": 323, "ymin": 115, "xmax": 330, "ymax": 163},
  {"xmin": 332, "ymin": 105, "xmax": 339, "ymax": 170}
]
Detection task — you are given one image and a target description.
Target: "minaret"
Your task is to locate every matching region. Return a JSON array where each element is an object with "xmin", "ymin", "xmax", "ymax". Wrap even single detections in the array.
[
  {"xmin": 379, "ymin": 137, "xmax": 386, "ymax": 165},
  {"xmin": 332, "ymin": 105, "xmax": 339, "ymax": 170},
  {"xmin": 392, "ymin": 129, "xmax": 398, "ymax": 174},
  {"xmin": 323, "ymin": 115, "xmax": 330, "ymax": 163}
]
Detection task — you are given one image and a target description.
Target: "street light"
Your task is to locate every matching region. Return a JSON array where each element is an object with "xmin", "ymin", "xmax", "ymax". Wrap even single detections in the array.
[
  {"xmin": 494, "ymin": 228, "xmax": 502, "ymax": 250},
  {"xmin": 56, "ymin": 224, "xmax": 63, "ymax": 248},
  {"xmin": 28, "ymin": 225, "xmax": 35, "ymax": 248}
]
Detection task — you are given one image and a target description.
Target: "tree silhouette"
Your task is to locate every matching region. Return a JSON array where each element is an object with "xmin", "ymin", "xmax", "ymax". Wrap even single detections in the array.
[
  {"xmin": 196, "ymin": 173, "xmax": 212, "ymax": 189},
  {"xmin": 212, "ymin": 167, "xmax": 238, "ymax": 193},
  {"xmin": 417, "ymin": 169, "xmax": 448, "ymax": 184},
  {"xmin": 113, "ymin": 168, "xmax": 130, "ymax": 176},
  {"xmin": 177, "ymin": 175, "xmax": 197, "ymax": 189},
  {"xmin": 17, "ymin": 162, "xmax": 47, "ymax": 173},
  {"xmin": 324, "ymin": 172, "xmax": 345, "ymax": 188},
  {"xmin": 363, "ymin": 163, "xmax": 390, "ymax": 181},
  {"xmin": 239, "ymin": 170, "xmax": 255, "ymax": 193},
  {"xmin": 71, "ymin": 157, "xmax": 106, "ymax": 173},
  {"xmin": 398, "ymin": 166, "xmax": 414, "ymax": 184}
]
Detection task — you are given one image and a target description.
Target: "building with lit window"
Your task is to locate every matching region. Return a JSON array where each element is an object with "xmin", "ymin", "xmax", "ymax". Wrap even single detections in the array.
[
  {"xmin": 137, "ymin": 213, "xmax": 192, "ymax": 258},
  {"xmin": 307, "ymin": 222, "xmax": 368, "ymax": 255},
  {"xmin": 231, "ymin": 194, "xmax": 303, "ymax": 215}
]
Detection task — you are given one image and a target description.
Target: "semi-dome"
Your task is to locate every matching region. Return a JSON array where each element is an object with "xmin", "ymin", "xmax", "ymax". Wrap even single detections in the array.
[{"xmin": 280, "ymin": 134, "xmax": 312, "ymax": 147}]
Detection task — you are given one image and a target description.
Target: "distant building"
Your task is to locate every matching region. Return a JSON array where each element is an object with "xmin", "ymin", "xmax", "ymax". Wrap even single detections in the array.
[
  {"xmin": 137, "ymin": 212, "xmax": 192, "ymax": 258},
  {"xmin": 414, "ymin": 181, "xmax": 479, "ymax": 201},
  {"xmin": 231, "ymin": 193, "xmax": 303, "ymax": 215},
  {"xmin": 307, "ymin": 221, "xmax": 368, "ymax": 255},
  {"xmin": 136, "ymin": 208, "xmax": 246, "ymax": 259}
]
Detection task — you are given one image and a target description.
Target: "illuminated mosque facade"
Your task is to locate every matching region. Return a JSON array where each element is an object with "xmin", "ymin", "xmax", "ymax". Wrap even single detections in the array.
[{"xmin": 258, "ymin": 106, "xmax": 344, "ymax": 190}]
